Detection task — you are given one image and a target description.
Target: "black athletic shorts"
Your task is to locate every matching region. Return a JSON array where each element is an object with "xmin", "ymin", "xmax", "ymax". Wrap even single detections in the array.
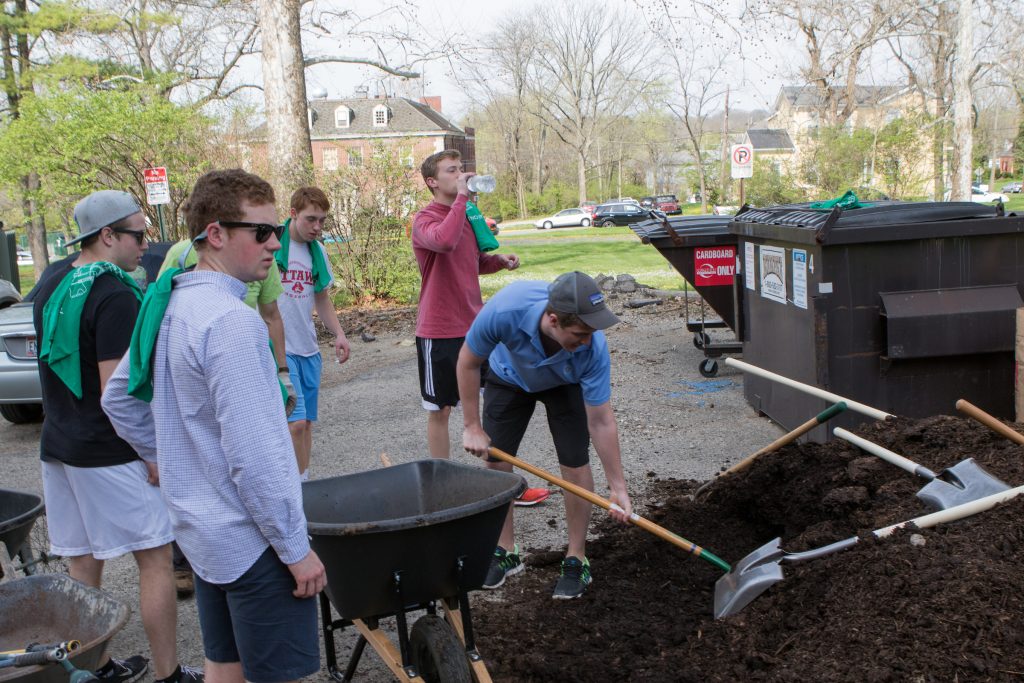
[
  {"xmin": 483, "ymin": 374, "xmax": 590, "ymax": 468},
  {"xmin": 417, "ymin": 337, "xmax": 464, "ymax": 409}
]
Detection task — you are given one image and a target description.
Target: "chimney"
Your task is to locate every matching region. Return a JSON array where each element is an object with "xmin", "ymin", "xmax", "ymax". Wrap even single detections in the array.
[{"xmin": 419, "ymin": 96, "xmax": 442, "ymax": 113}]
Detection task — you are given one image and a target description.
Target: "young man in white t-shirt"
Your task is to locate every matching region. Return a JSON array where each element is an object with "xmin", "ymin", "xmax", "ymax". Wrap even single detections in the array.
[{"xmin": 275, "ymin": 187, "xmax": 350, "ymax": 478}]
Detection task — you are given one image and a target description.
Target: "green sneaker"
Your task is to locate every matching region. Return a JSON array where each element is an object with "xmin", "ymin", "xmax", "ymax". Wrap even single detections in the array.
[
  {"xmin": 482, "ymin": 545, "xmax": 524, "ymax": 589},
  {"xmin": 552, "ymin": 556, "xmax": 591, "ymax": 599}
]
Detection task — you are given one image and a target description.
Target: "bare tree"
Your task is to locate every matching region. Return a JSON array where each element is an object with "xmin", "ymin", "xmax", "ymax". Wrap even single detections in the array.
[{"xmin": 527, "ymin": 0, "xmax": 657, "ymax": 204}]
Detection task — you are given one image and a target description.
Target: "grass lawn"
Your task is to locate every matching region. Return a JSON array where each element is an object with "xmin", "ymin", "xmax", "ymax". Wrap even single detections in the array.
[{"xmin": 481, "ymin": 236, "xmax": 687, "ymax": 298}]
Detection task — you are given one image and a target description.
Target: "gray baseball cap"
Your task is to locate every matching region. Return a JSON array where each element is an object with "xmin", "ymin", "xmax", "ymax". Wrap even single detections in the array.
[
  {"xmin": 547, "ymin": 271, "xmax": 620, "ymax": 330},
  {"xmin": 68, "ymin": 190, "xmax": 142, "ymax": 246}
]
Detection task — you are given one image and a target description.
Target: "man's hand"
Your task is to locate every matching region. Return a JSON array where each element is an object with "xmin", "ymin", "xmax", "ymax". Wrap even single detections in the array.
[
  {"xmin": 463, "ymin": 425, "xmax": 491, "ymax": 458},
  {"xmin": 288, "ymin": 550, "xmax": 327, "ymax": 598},
  {"xmin": 456, "ymin": 172, "xmax": 474, "ymax": 197},
  {"xmin": 144, "ymin": 461, "xmax": 160, "ymax": 486},
  {"xmin": 607, "ymin": 487, "xmax": 632, "ymax": 524},
  {"xmin": 498, "ymin": 253, "xmax": 520, "ymax": 271},
  {"xmin": 334, "ymin": 332, "xmax": 351, "ymax": 364},
  {"xmin": 279, "ymin": 368, "xmax": 297, "ymax": 416}
]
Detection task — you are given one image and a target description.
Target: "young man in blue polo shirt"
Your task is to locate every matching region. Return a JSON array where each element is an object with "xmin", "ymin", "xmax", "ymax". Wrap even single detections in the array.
[{"xmin": 457, "ymin": 271, "xmax": 633, "ymax": 599}]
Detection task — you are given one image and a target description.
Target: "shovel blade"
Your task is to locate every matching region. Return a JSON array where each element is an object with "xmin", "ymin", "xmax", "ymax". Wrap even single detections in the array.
[
  {"xmin": 916, "ymin": 458, "xmax": 1011, "ymax": 511},
  {"xmin": 713, "ymin": 538, "xmax": 785, "ymax": 619}
]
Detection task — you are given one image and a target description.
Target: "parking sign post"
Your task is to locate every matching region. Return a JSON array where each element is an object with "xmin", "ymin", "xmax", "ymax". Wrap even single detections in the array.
[
  {"xmin": 143, "ymin": 167, "xmax": 170, "ymax": 241},
  {"xmin": 730, "ymin": 144, "xmax": 754, "ymax": 205}
]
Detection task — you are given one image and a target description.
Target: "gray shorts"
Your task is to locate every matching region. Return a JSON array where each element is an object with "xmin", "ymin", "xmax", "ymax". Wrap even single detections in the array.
[{"xmin": 41, "ymin": 459, "xmax": 173, "ymax": 560}]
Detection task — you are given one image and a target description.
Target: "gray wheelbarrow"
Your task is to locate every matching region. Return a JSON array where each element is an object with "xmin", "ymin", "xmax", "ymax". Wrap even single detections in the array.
[
  {"xmin": 714, "ymin": 483, "xmax": 1024, "ymax": 619},
  {"xmin": 833, "ymin": 427, "xmax": 1010, "ymax": 510}
]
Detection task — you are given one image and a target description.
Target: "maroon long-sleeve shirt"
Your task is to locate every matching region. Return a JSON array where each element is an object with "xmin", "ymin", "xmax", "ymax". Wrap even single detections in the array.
[{"xmin": 412, "ymin": 194, "xmax": 505, "ymax": 338}]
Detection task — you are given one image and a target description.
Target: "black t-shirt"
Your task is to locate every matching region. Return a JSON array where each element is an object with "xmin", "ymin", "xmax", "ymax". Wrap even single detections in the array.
[{"xmin": 32, "ymin": 261, "xmax": 141, "ymax": 467}]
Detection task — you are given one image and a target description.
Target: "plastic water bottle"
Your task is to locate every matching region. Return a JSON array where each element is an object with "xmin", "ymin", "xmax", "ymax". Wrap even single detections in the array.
[{"xmin": 467, "ymin": 175, "xmax": 497, "ymax": 194}]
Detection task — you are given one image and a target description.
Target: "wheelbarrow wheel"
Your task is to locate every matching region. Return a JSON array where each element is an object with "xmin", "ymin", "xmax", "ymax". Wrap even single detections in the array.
[
  {"xmin": 698, "ymin": 359, "xmax": 719, "ymax": 378},
  {"xmin": 409, "ymin": 615, "xmax": 472, "ymax": 683},
  {"xmin": 17, "ymin": 514, "xmax": 68, "ymax": 576}
]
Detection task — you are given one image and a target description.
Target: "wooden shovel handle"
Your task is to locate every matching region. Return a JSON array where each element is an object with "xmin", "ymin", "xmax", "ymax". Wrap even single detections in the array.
[
  {"xmin": 487, "ymin": 447, "xmax": 731, "ymax": 572},
  {"xmin": 956, "ymin": 399, "xmax": 1024, "ymax": 446}
]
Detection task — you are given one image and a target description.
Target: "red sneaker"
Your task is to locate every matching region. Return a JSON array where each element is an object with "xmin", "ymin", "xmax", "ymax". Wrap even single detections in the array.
[{"xmin": 514, "ymin": 487, "xmax": 552, "ymax": 507}]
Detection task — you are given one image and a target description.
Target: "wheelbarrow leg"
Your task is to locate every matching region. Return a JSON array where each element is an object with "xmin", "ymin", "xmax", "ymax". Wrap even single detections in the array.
[
  {"xmin": 319, "ymin": 591, "xmax": 347, "ymax": 682},
  {"xmin": 340, "ymin": 636, "xmax": 367, "ymax": 683},
  {"xmin": 391, "ymin": 570, "xmax": 419, "ymax": 679},
  {"xmin": 440, "ymin": 557, "xmax": 493, "ymax": 683}
]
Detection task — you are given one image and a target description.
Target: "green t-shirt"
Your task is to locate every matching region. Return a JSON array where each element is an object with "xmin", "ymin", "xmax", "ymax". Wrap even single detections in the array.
[{"xmin": 159, "ymin": 240, "xmax": 284, "ymax": 310}]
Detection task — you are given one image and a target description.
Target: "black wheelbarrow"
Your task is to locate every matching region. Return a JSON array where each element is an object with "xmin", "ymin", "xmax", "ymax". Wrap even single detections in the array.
[
  {"xmin": 0, "ymin": 489, "xmax": 44, "ymax": 577},
  {"xmin": 302, "ymin": 459, "xmax": 525, "ymax": 682}
]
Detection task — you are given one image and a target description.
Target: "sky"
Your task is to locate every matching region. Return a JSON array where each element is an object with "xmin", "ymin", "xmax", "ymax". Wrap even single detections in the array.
[{"xmin": 295, "ymin": 0, "xmax": 792, "ymax": 123}]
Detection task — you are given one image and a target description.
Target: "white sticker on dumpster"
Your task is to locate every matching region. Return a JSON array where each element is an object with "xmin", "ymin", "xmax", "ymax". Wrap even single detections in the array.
[
  {"xmin": 792, "ymin": 249, "xmax": 807, "ymax": 309},
  {"xmin": 759, "ymin": 245, "xmax": 787, "ymax": 304},
  {"xmin": 745, "ymin": 243, "xmax": 756, "ymax": 290}
]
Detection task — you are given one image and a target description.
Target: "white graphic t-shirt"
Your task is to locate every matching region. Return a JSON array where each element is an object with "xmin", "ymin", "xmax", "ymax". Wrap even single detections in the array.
[{"xmin": 278, "ymin": 240, "xmax": 334, "ymax": 357}]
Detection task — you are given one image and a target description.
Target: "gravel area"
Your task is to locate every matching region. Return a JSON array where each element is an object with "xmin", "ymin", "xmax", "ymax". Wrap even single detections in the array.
[{"xmin": 1, "ymin": 292, "xmax": 781, "ymax": 682}]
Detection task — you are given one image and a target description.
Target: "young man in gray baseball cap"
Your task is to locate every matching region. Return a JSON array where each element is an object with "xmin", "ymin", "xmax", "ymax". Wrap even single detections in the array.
[
  {"xmin": 33, "ymin": 189, "xmax": 200, "ymax": 683},
  {"xmin": 456, "ymin": 271, "xmax": 632, "ymax": 599}
]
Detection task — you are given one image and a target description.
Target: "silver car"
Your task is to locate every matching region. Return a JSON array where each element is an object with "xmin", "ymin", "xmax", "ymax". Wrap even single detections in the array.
[
  {"xmin": 534, "ymin": 208, "xmax": 592, "ymax": 230},
  {"xmin": 0, "ymin": 243, "xmax": 173, "ymax": 424}
]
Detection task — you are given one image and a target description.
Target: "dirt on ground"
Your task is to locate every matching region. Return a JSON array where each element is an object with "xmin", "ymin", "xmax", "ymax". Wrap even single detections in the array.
[{"xmin": 475, "ymin": 415, "xmax": 1024, "ymax": 682}]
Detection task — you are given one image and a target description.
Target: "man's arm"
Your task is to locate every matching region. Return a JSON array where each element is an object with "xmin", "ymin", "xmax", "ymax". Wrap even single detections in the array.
[
  {"xmin": 585, "ymin": 401, "xmax": 632, "ymax": 522},
  {"xmin": 412, "ymin": 176, "xmax": 473, "ymax": 252},
  {"xmin": 101, "ymin": 354, "xmax": 158, "ymax": 465},
  {"xmin": 259, "ymin": 300, "xmax": 287, "ymax": 367},
  {"xmin": 457, "ymin": 343, "xmax": 490, "ymax": 456},
  {"xmin": 480, "ymin": 252, "xmax": 520, "ymax": 275},
  {"xmin": 314, "ymin": 289, "xmax": 350, "ymax": 364}
]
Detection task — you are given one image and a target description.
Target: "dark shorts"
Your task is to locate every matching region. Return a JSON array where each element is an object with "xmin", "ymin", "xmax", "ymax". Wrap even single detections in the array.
[
  {"xmin": 483, "ymin": 375, "xmax": 590, "ymax": 468},
  {"xmin": 416, "ymin": 337, "xmax": 464, "ymax": 410},
  {"xmin": 194, "ymin": 547, "xmax": 319, "ymax": 683}
]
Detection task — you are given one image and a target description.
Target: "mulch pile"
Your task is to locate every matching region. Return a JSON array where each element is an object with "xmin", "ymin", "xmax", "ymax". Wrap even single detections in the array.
[{"xmin": 475, "ymin": 415, "xmax": 1024, "ymax": 681}]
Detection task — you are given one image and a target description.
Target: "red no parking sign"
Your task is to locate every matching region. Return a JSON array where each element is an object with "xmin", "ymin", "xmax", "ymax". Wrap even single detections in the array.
[{"xmin": 731, "ymin": 144, "xmax": 753, "ymax": 179}]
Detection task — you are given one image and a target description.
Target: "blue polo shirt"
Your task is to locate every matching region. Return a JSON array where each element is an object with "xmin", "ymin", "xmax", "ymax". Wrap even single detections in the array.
[{"xmin": 465, "ymin": 281, "xmax": 612, "ymax": 406}]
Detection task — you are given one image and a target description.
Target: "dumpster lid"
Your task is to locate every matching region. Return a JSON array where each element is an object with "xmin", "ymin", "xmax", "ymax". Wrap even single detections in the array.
[
  {"xmin": 630, "ymin": 214, "xmax": 734, "ymax": 242},
  {"xmin": 730, "ymin": 201, "xmax": 1018, "ymax": 245}
]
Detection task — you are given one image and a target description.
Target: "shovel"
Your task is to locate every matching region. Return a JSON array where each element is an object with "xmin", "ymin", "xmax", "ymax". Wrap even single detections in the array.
[
  {"xmin": 714, "ymin": 483, "xmax": 1024, "ymax": 619},
  {"xmin": 955, "ymin": 399, "xmax": 1024, "ymax": 446},
  {"xmin": 487, "ymin": 447, "xmax": 731, "ymax": 572},
  {"xmin": 833, "ymin": 427, "xmax": 1010, "ymax": 510},
  {"xmin": 692, "ymin": 402, "xmax": 847, "ymax": 500}
]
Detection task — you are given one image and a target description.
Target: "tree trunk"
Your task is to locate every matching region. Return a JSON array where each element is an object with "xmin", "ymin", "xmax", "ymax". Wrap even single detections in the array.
[
  {"xmin": 24, "ymin": 173, "xmax": 47, "ymax": 277},
  {"xmin": 258, "ymin": 0, "xmax": 313, "ymax": 199},
  {"xmin": 577, "ymin": 149, "xmax": 587, "ymax": 205},
  {"xmin": 719, "ymin": 87, "xmax": 730, "ymax": 203},
  {"xmin": 950, "ymin": 0, "xmax": 973, "ymax": 201}
]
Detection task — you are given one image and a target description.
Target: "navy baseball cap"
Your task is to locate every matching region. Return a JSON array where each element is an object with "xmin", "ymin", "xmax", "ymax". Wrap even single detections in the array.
[{"xmin": 547, "ymin": 271, "xmax": 620, "ymax": 330}]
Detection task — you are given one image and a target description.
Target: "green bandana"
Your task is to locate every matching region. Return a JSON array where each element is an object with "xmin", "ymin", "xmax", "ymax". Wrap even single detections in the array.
[
  {"xmin": 466, "ymin": 201, "xmax": 499, "ymax": 252},
  {"xmin": 40, "ymin": 262, "xmax": 143, "ymax": 399},
  {"xmin": 128, "ymin": 267, "xmax": 291, "ymax": 408},
  {"xmin": 275, "ymin": 219, "xmax": 332, "ymax": 292},
  {"xmin": 809, "ymin": 190, "xmax": 872, "ymax": 211}
]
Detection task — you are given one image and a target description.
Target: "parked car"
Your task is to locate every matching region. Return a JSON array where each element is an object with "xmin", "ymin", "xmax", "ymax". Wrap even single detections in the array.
[
  {"xmin": 579, "ymin": 201, "xmax": 598, "ymax": 218},
  {"xmin": 534, "ymin": 208, "xmax": 592, "ymax": 230},
  {"xmin": 970, "ymin": 188, "xmax": 1008, "ymax": 204},
  {"xmin": 649, "ymin": 194, "xmax": 681, "ymax": 215},
  {"xmin": 1000, "ymin": 181, "xmax": 1022, "ymax": 194},
  {"xmin": 0, "ymin": 242, "xmax": 174, "ymax": 424},
  {"xmin": 485, "ymin": 217, "xmax": 500, "ymax": 236},
  {"xmin": 612, "ymin": 197, "xmax": 640, "ymax": 206},
  {"xmin": 592, "ymin": 202, "xmax": 651, "ymax": 227},
  {"xmin": 15, "ymin": 249, "xmax": 32, "ymax": 265}
]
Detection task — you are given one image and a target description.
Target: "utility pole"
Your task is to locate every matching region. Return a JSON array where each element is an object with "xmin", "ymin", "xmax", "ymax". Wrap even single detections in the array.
[
  {"xmin": 597, "ymin": 140, "xmax": 604, "ymax": 201},
  {"xmin": 989, "ymin": 105, "xmax": 1000, "ymax": 191},
  {"xmin": 951, "ymin": 0, "xmax": 974, "ymax": 201},
  {"xmin": 617, "ymin": 142, "xmax": 623, "ymax": 200},
  {"xmin": 719, "ymin": 86, "xmax": 730, "ymax": 203}
]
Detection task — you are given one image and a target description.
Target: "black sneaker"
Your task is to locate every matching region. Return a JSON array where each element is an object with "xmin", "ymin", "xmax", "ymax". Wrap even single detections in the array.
[
  {"xmin": 176, "ymin": 665, "xmax": 204, "ymax": 683},
  {"xmin": 552, "ymin": 556, "xmax": 591, "ymax": 600},
  {"xmin": 482, "ymin": 545, "xmax": 524, "ymax": 589},
  {"xmin": 95, "ymin": 656, "xmax": 149, "ymax": 683}
]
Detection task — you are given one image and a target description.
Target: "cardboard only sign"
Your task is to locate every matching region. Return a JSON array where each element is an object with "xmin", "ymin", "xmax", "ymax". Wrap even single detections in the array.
[{"xmin": 694, "ymin": 246, "xmax": 736, "ymax": 286}]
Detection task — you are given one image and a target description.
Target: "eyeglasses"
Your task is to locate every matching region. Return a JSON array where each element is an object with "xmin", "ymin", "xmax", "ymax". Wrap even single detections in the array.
[
  {"xmin": 217, "ymin": 220, "xmax": 285, "ymax": 243},
  {"xmin": 111, "ymin": 228, "xmax": 147, "ymax": 245}
]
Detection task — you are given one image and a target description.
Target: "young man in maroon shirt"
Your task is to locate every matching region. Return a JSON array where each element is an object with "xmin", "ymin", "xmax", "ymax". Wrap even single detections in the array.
[{"xmin": 412, "ymin": 149, "xmax": 549, "ymax": 505}]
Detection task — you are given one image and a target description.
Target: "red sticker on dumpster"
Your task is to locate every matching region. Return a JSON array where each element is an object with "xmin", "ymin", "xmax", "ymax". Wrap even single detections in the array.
[{"xmin": 694, "ymin": 246, "xmax": 736, "ymax": 286}]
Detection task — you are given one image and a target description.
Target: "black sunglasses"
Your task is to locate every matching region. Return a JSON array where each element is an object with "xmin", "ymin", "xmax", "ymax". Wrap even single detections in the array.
[
  {"xmin": 218, "ymin": 220, "xmax": 285, "ymax": 243},
  {"xmin": 111, "ymin": 228, "xmax": 148, "ymax": 245}
]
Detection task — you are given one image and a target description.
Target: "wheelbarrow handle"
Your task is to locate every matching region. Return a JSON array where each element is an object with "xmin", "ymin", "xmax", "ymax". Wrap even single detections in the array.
[
  {"xmin": 833, "ymin": 428, "xmax": 938, "ymax": 480},
  {"xmin": 487, "ymin": 447, "xmax": 731, "ymax": 572},
  {"xmin": 956, "ymin": 399, "xmax": 1024, "ymax": 446},
  {"xmin": 724, "ymin": 358, "xmax": 892, "ymax": 421}
]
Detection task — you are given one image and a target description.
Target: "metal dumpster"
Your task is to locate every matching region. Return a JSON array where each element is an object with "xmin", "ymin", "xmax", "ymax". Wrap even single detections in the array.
[
  {"xmin": 730, "ymin": 200, "xmax": 1024, "ymax": 441},
  {"xmin": 630, "ymin": 214, "xmax": 741, "ymax": 375}
]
